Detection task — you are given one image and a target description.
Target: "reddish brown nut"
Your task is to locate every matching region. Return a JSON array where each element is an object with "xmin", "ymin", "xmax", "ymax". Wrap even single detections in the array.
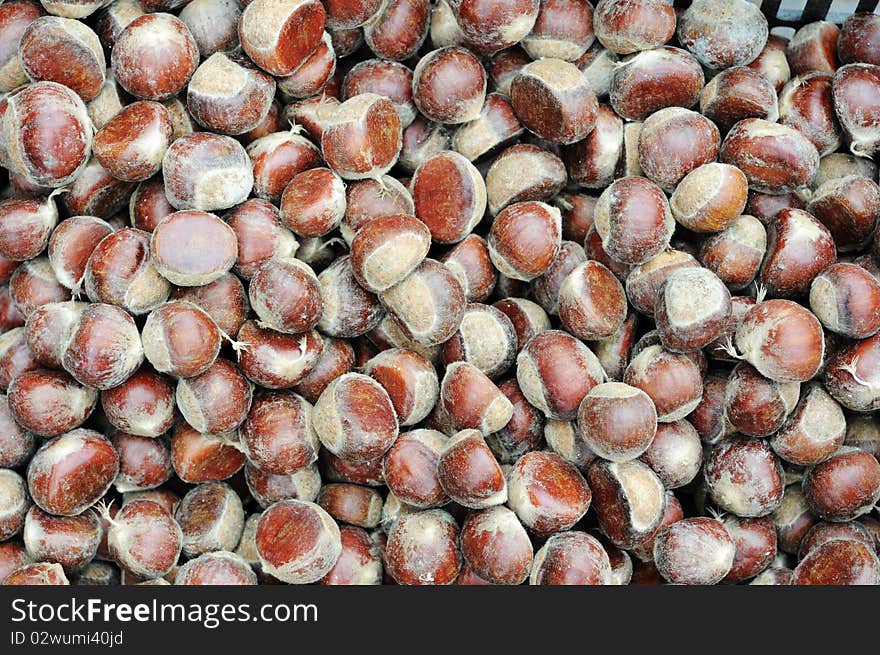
[
  {"xmin": 341, "ymin": 176, "xmax": 413, "ymax": 242},
  {"xmin": 57, "ymin": 160, "xmax": 134, "ymax": 221},
  {"xmin": 485, "ymin": 144, "xmax": 565, "ymax": 217},
  {"xmin": 823, "ymin": 330, "xmax": 880, "ymax": 410},
  {"xmin": 0, "ymin": 327, "xmax": 37, "ymax": 391},
  {"xmin": 412, "ymin": 46, "xmax": 486, "ymax": 124},
  {"xmin": 509, "ymin": 452, "xmax": 591, "ymax": 535},
  {"xmin": 624, "ymin": 250, "xmax": 698, "ymax": 318},
  {"xmin": 441, "ymin": 304, "xmax": 516, "ymax": 379},
  {"xmin": 531, "ymin": 241, "xmax": 587, "ymax": 316},
  {"xmin": 227, "ymin": 200, "xmax": 299, "ymax": 280},
  {"xmin": 321, "ymin": 93, "xmax": 402, "ymax": 180},
  {"xmin": 142, "ymin": 300, "xmax": 221, "ymax": 379},
  {"xmin": 363, "ymin": 350, "xmax": 438, "ymax": 427},
  {"xmin": 61, "ymin": 302, "xmax": 142, "ymax": 390},
  {"xmin": 398, "ymin": 118, "xmax": 450, "ymax": 173},
  {"xmin": 171, "ymin": 273, "xmax": 249, "ymax": 337},
  {"xmin": 793, "ymin": 539, "xmax": 880, "ymax": 585},
  {"xmin": 577, "ymin": 382, "xmax": 656, "ymax": 463},
  {"xmin": 171, "ymin": 424, "xmax": 245, "ymax": 484},
  {"xmin": 18, "ymin": 16, "xmax": 104, "ymax": 101},
  {"xmin": 799, "ymin": 521, "xmax": 875, "ymax": 561},
  {"xmin": 0, "ymin": 1, "xmax": 43, "ymax": 93},
  {"xmin": 544, "ymin": 419, "xmax": 595, "ymax": 471},
  {"xmin": 557, "ymin": 261, "xmax": 626, "ymax": 340},
  {"xmin": 0, "ymin": 469, "xmax": 29, "ymax": 541},
  {"xmin": 238, "ymin": 99, "xmax": 283, "ymax": 146},
  {"xmin": 318, "ymin": 524, "xmax": 382, "ymax": 585},
  {"xmin": 247, "ymin": 132, "xmax": 322, "ymax": 205},
  {"xmin": 748, "ymin": 34, "xmax": 791, "ymax": 92},
  {"xmin": 808, "ymin": 177, "xmax": 880, "ymax": 252},
  {"xmin": 313, "ymin": 372, "xmax": 398, "ymax": 462},
  {"xmin": 593, "ymin": 309, "xmax": 637, "ymax": 382},
  {"xmin": 111, "ymin": 431, "xmax": 172, "ymax": 492},
  {"xmin": 379, "ymin": 258, "xmax": 466, "ymax": 347},
  {"xmin": 176, "ymin": 358, "xmax": 252, "ymax": 434},
  {"xmin": 510, "ymin": 58, "xmax": 597, "ymax": 145},
  {"xmin": 381, "ymin": 429, "xmax": 448, "ymax": 508},
  {"xmin": 150, "ymin": 210, "xmax": 237, "ymax": 287},
  {"xmin": 323, "ymin": 0, "xmax": 381, "ymax": 29},
  {"xmin": 8, "ymin": 258, "xmax": 69, "ymax": 319},
  {"xmin": 178, "ymin": 0, "xmax": 241, "ymax": 57},
  {"xmin": 318, "ymin": 253, "xmax": 384, "ymax": 338},
  {"xmin": 411, "ymin": 151, "xmax": 486, "ymax": 243},
  {"xmin": 838, "ymin": 12, "xmax": 880, "ymax": 66},
  {"xmin": 564, "ymin": 109, "xmax": 621, "ymax": 192},
  {"xmin": 787, "ymin": 21, "xmax": 839, "ymax": 75},
  {"xmin": 483, "ymin": 379, "xmax": 541, "ymax": 462},
  {"xmin": 276, "ymin": 31, "xmax": 336, "ymax": 100},
  {"xmin": 724, "ymin": 363, "xmax": 800, "ymax": 438},
  {"xmin": 162, "ymin": 133, "xmax": 253, "ymax": 212},
  {"xmin": 47, "ymin": 217, "xmax": 113, "ymax": 294},
  {"xmin": 174, "ymin": 551, "xmax": 256, "ymax": 585},
  {"xmin": 735, "ymin": 299, "xmax": 825, "ymax": 384},
  {"xmin": 176, "ymin": 481, "xmax": 244, "ymax": 558},
  {"xmin": 4, "ymin": 561, "xmax": 68, "ymax": 585},
  {"xmin": 677, "ymin": 0, "xmax": 767, "ymax": 69},
  {"xmin": 293, "ymin": 337, "xmax": 354, "ymax": 404},
  {"xmin": 439, "ymin": 361, "xmax": 514, "ymax": 435},
  {"xmin": 362, "ymin": 0, "xmax": 428, "ymax": 61},
  {"xmin": 530, "ymin": 531, "xmax": 612, "ymax": 585},
  {"xmin": 129, "ymin": 179, "xmax": 174, "ymax": 233},
  {"xmin": 26, "ymin": 429, "xmax": 118, "ymax": 516},
  {"xmin": 778, "ymin": 73, "xmax": 840, "ymax": 157},
  {"xmin": 0, "ymin": 192, "xmax": 60, "ymax": 263},
  {"xmin": 516, "ymin": 329, "xmax": 603, "ymax": 421},
  {"xmin": 1, "ymin": 81, "xmax": 92, "ymax": 188},
  {"xmin": 349, "ymin": 214, "xmax": 430, "ymax": 293},
  {"xmin": 810, "ymin": 263, "xmax": 880, "ymax": 339},
  {"xmin": 384, "ymin": 509, "xmax": 459, "ymax": 584},
  {"xmin": 624, "ymin": 344, "xmax": 701, "ymax": 423},
  {"xmin": 342, "ymin": 59, "xmax": 415, "ymax": 127},
  {"xmin": 451, "ymin": 94, "xmax": 521, "ymax": 164},
  {"xmin": 278, "ymin": 167, "xmax": 345, "ymax": 237},
  {"xmin": 746, "ymin": 191, "xmax": 806, "ymax": 226},
  {"xmin": 609, "ymin": 47, "xmax": 703, "ymax": 121},
  {"xmin": 459, "ymin": 506, "xmax": 532, "ymax": 585},
  {"xmin": 247, "ymin": 461, "xmax": 320, "ymax": 508},
  {"xmin": 653, "ymin": 267, "xmax": 731, "ymax": 353},
  {"xmin": 238, "ymin": 323, "xmax": 323, "ymax": 389},
  {"xmin": 759, "ymin": 209, "xmax": 836, "ymax": 299},
  {"xmin": 638, "ymin": 108, "xmax": 719, "ymax": 192},
  {"xmin": 719, "ymin": 515, "xmax": 777, "ymax": 584},
  {"xmin": 434, "ymin": 429, "xmax": 505, "ymax": 509},
  {"xmin": 103, "ymin": 499, "xmax": 182, "ymax": 580},
  {"xmin": 102, "ymin": 368, "xmax": 175, "ymax": 438},
  {"xmin": 442, "ymin": 235, "xmax": 496, "ymax": 304},
  {"xmin": 93, "ymin": 101, "xmax": 173, "ymax": 183},
  {"xmin": 0, "ymin": 394, "xmax": 35, "ymax": 468},
  {"xmin": 186, "ymin": 52, "xmax": 275, "ymax": 136},
  {"xmin": 0, "ymin": 542, "xmax": 30, "ymax": 584},
  {"xmin": 237, "ymin": 0, "xmax": 324, "ymax": 76},
  {"xmin": 249, "ymin": 258, "xmax": 323, "ymax": 334},
  {"xmin": 588, "ymin": 458, "xmax": 665, "ymax": 550},
  {"xmin": 803, "ymin": 447, "xmax": 880, "ymax": 522},
  {"xmin": 256, "ymin": 498, "xmax": 340, "ymax": 583},
  {"xmin": 699, "ymin": 215, "xmax": 767, "ymax": 291},
  {"xmin": 638, "ymin": 419, "xmax": 701, "ymax": 489},
  {"xmin": 111, "ymin": 13, "xmax": 198, "ymax": 101},
  {"xmin": 653, "ymin": 517, "xmax": 735, "ymax": 585},
  {"xmin": 699, "ymin": 65, "xmax": 779, "ymax": 134},
  {"xmin": 592, "ymin": 0, "xmax": 673, "ymax": 56},
  {"xmin": 7, "ymin": 369, "xmax": 96, "ymax": 437},
  {"xmin": 772, "ymin": 485, "xmax": 818, "ymax": 555},
  {"xmin": 705, "ymin": 438, "xmax": 785, "ymax": 518},
  {"xmin": 317, "ymin": 483, "xmax": 382, "ymax": 529},
  {"xmin": 446, "ymin": 0, "xmax": 538, "ymax": 54},
  {"xmin": 240, "ymin": 391, "xmax": 318, "ymax": 475},
  {"xmin": 594, "ymin": 176, "xmax": 674, "ymax": 266},
  {"xmin": 720, "ymin": 119, "xmax": 820, "ymax": 195},
  {"xmin": 492, "ymin": 298, "xmax": 550, "ymax": 351},
  {"xmin": 487, "ymin": 201, "xmax": 561, "ymax": 282}
]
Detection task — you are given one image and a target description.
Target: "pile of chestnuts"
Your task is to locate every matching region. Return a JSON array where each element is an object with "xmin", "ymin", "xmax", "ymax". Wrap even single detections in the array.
[{"xmin": 0, "ymin": 0, "xmax": 879, "ymax": 587}]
